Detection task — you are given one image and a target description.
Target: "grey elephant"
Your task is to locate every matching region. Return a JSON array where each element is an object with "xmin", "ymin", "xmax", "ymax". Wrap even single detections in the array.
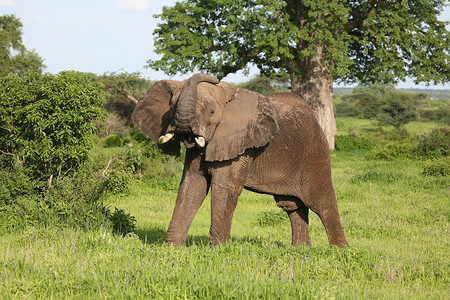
[{"xmin": 131, "ymin": 73, "xmax": 347, "ymax": 247}]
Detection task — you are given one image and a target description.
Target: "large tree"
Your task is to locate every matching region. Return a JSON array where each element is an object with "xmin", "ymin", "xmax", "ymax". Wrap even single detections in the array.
[
  {"xmin": 148, "ymin": 0, "xmax": 449, "ymax": 149},
  {"xmin": 0, "ymin": 14, "xmax": 46, "ymax": 77}
]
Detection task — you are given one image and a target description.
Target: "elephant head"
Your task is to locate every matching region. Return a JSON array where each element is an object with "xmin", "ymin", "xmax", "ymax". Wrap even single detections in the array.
[{"xmin": 131, "ymin": 73, "xmax": 280, "ymax": 162}]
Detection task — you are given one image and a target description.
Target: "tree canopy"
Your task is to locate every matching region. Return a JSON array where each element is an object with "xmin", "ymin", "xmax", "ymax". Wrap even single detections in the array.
[
  {"xmin": 148, "ymin": 0, "xmax": 449, "ymax": 149},
  {"xmin": 0, "ymin": 14, "xmax": 46, "ymax": 77},
  {"xmin": 0, "ymin": 71, "xmax": 105, "ymax": 183},
  {"xmin": 149, "ymin": 0, "xmax": 449, "ymax": 85}
]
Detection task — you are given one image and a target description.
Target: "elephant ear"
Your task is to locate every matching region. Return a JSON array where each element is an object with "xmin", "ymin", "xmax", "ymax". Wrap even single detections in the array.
[
  {"xmin": 206, "ymin": 89, "xmax": 279, "ymax": 162},
  {"xmin": 131, "ymin": 80, "xmax": 183, "ymax": 157}
]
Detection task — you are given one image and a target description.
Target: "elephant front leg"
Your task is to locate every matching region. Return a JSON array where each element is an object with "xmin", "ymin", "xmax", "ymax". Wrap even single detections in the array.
[
  {"xmin": 208, "ymin": 157, "xmax": 252, "ymax": 245},
  {"xmin": 166, "ymin": 170, "xmax": 210, "ymax": 246},
  {"xmin": 209, "ymin": 183, "xmax": 243, "ymax": 245}
]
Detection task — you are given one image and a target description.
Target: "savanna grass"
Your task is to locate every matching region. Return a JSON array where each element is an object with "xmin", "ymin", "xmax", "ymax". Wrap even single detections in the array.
[{"xmin": 1, "ymin": 122, "xmax": 449, "ymax": 299}]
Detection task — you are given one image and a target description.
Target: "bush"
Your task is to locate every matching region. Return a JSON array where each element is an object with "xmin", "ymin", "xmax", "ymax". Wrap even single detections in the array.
[
  {"xmin": 334, "ymin": 101, "xmax": 360, "ymax": 118},
  {"xmin": 101, "ymin": 170, "xmax": 134, "ymax": 195},
  {"xmin": 413, "ymin": 127, "xmax": 449, "ymax": 159},
  {"xmin": 103, "ymin": 134, "xmax": 125, "ymax": 148},
  {"xmin": 256, "ymin": 210, "xmax": 287, "ymax": 227},
  {"xmin": 0, "ymin": 161, "xmax": 108, "ymax": 233},
  {"xmin": 367, "ymin": 143, "xmax": 414, "ymax": 161},
  {"xmin": 419, "ymin": 107, "xmax": 450, "ymax": 124},
  {"xmin": 0, "ymin": 72, "xmax": 105, "ymax": 182},
  {"xmin": 335, "ymin": 135, "xmax": 374, "ymax": 151},
  {"xmin": 421, "ymin": 158, "xmax": 450, "ymax": 177},
  {"xmin": 108, "ymin": 207, "xmax": 137, "ymax": 236},
  {"xmin": 122, "ymin": 147, "xmax": 144, "ymax": 174}
]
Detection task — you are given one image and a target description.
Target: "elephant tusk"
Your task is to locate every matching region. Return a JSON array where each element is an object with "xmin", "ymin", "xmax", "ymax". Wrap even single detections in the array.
[
  {"xmin": 195, "ymin": 136, "xmax": 206, "ymax": 148},
  {"xmin": 158, "ymin": 132, "xmax": 174, "ymax": 144}
]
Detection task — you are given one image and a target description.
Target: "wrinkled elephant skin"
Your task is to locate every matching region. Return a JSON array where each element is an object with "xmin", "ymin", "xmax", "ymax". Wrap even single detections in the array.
[{"xmin": 131, "ymin": 73, "xmax": 347, "ymax": 247}]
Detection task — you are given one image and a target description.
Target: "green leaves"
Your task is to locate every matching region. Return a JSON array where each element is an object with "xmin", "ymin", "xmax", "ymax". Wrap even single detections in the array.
[
  {"xmin": 0, "ymin": 71, "xmax": 105, "ymax": 181},
  {"xmin": 346, "ymin": 0, "xmax": 449, "ymax": 85},
  {"xmin": 149, "ymin": 0, "xmax": 449, "ymax": 85},
  {"xmin": 0, "ymin": 14, "xmax": 46, "ymax": 77}
]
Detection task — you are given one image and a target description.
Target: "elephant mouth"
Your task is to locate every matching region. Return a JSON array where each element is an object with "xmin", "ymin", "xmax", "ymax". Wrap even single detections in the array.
[{"xmin": 158, "ymin": 131, "xmax": 206, "ymax": 149}]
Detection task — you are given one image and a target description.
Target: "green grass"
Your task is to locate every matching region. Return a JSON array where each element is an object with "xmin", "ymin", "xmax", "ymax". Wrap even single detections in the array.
[
  {"xmin": 336, "ymin": 117, "xmax": 441, "ymax": 136},
  {"xmin": 1, "ymin": 121, "xmax": 449, "ymax": 299}
]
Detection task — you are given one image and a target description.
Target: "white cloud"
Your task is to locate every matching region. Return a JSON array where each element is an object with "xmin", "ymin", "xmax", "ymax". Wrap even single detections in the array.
[
  {"xmin": 0, "ymin": 0, "xmax": 17, "ymax": 6},
  {"xmin": 114, "ymin": 0, "xmax": 149, "ymax": 12}
]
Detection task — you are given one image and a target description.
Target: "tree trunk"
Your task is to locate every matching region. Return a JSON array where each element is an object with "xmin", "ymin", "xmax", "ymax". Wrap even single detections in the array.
[{"xmin": 287, "ymin": 46, "xmax": 337, "ymax": 150}]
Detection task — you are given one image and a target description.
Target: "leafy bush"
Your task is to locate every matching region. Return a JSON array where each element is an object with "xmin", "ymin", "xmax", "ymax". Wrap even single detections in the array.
[
  {"xmin": 256, "ymin": 210, "xmax": 287, "ymax": 227},
  {"xmin": 413, "ymin": 127, "xmax": 449, "ymax": 159},
  {"xmin": 367, "ymin": 143, "xmax": 414, "ymax": 161},
  {"xmin": 129, "ymin": 128, "xmax": 151, "ymax": 143},
  {"xmin": 334, "ymin": 100, "xmax": 360, "ymax": 118},
  {"xmin": 103, "ymin": 134, "xmax": 125, "ymax": 148},
  {"xmin": 108, "ymin": 207, "xmax": 137, "ymax": 236},
  {"xmin": 122, "ymin": 147, "xmax": 144, "ymax": 174},
  {"xmin": 335, "ymin": 135, "xmax": 374, "ymax": 151},
  {"xmin": 351, "ymin": 169, "xmax": 402, "ymax": 184},
  {"xmin": 419, "ymin": 107, "xmax": 450, "ymax": 124},
  {"xmin": 376, "ymin": 91, "xmax": 422, "ymax": 131},
  {"xmin": 0, "ymin": 161, "xmax": 108, "ymax": 233},
  {"xmin": 421, "ymin": 158, "xmax": 450, "ymax": 177},
  {"xmin": 101, "ymin": 170, "xmax": 134, "ymax": 195},
  {"xmin": 0, "ymin": 71, "xmax": 105, "ymax": 182}
]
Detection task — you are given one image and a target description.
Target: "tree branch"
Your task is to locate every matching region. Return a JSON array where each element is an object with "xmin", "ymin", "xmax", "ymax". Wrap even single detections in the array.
[
  {"xmin": 102, "ymin": 156, "xmax": 116, "ymax": 178},
  {"xmin": 122, "ymin": 89, "xmax": 138, "ymax": 104},
  {"xmin": 0, "ymin": 149, "xmax": 24, "ymax": 166}
]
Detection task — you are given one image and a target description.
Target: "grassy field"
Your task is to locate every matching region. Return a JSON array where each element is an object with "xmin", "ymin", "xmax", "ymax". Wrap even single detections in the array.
[{"xmin": 1, "ymin": 122, "xmax": 449, "ymax": 299}]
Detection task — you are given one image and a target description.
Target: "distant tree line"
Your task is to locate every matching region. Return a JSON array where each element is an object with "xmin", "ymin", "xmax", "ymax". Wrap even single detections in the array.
[{"xmin": 334, "ymin": 84, "xmax": 450, "ymax": 130}]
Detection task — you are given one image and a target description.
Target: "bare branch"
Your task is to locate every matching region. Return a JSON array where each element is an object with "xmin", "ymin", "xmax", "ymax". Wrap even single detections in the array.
[
  {"xmin": 122, "ymin": 89, "xmax": 138, "ymax": 104},
  {"xmin": 102, "ymin": 156, "xmax": 116, "ymax": 178}
]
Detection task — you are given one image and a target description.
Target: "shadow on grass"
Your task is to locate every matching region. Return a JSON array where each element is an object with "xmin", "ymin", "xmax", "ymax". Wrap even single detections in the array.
[
  {"xmin": 136, "ymin": 226, "xmax": 286, "ymax": 248},
  {"xmin": 233, "ymin": 236, "xmax": 286, "ymax": 248},
  {"xmin": 135, "ymin": 226, "xmax": 211, "ymax": 246},
  {"xmin": 135, "ymin": 226, "xmax": 167, "ymax": 245}
]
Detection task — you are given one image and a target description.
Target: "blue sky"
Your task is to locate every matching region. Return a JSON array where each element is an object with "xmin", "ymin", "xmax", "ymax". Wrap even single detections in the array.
[{"xmin": 1, "ymin": 0, "xmax": 449, "ymax": 89}]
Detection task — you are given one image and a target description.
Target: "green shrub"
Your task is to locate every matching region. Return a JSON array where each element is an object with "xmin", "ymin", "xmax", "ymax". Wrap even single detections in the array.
[
  {"xmin": 45, "ymin": 164, "xmax": 107, "ymax": 229},
  {"xmin": 421, "ymin": 158, "xmax": 450, "ymax": 177},
  {"xmin": 419, "ymin": 107, "xmax": 450, "ymax": 124},
  {"xmin": 103, "ymin": 134, "xmax": 125, "ymax": 148},
  {"xmin": 413, "ymin": 127, "xmax": 449, "ymax": 159},
  {"xmin": 351, "ymin": 169, "xmax": 402, "ymax": 184},
  {"xmin": 334, "ymin": 101, "xmax": 360, "ymax": 118},
  {"xmin": 129, "ymin": 128, "xmax": 151, "ymax": 143},
  {"xmin": 256, "ymin": 210, "xmax": 287, "ymax": 227},
  {"xmin": 335, "ymin": 135, "xmax": 374, "ymax": 151},
  {"xmin": 108, "ymin": 207, "xmax": 137, "ymax": 236},
  {"xmin": 122, "ymin": 147, "xmax": 144, "ymax": 174},
  {"xmin": 0, "ymin": 72, "xmax": 105, "ymax": 182},
  {"xmin": 367, "ymin": 143, "xmax": 414, "ymax": 160},
  {"xmin": 101, "ymin": 170, "xmax": 133, "ymax": 195},
  {"xmin": 0, "ymin": 161, "xmax": 109, "ymax": 233}
]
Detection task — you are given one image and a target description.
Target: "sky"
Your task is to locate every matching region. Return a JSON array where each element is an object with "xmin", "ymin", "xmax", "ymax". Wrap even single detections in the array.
[{"xmin": 1, "ymin": 0, "xmax": 449, "ymax": 89}]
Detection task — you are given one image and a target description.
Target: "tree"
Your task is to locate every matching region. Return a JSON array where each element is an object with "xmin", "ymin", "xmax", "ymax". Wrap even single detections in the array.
[
  {"xmin": 343, "ymin": 83, "xmax": 393, "ymax": 119},
  {"xmin": 97, "ymin": 71, "xmax": 154, "ymax": 119},
  {"xmin": 377, "ymin": 90, "xmax": 423, "ymax": 131},
  {"xmin": 148, "ymin": 0, "xmax": 449, "ymax": 149},
  {"xmin": 238, "ymin": 74, "xmax": 290, "ymax": 95},
  {"xmin": 0, "ymin": 71, "xmax": 105, "ymax": 188},
  {"xmin": 0, "ymin": 15, "xmax": 46, "ymax": 77}
]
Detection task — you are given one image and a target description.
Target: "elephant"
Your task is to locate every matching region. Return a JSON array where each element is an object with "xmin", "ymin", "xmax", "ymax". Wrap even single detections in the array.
[{"xmin": 131, "ymin": 73, "xmax": 347, "ymax": 248}]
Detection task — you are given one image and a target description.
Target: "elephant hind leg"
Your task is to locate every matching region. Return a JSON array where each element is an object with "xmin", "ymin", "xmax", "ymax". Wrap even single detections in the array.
[{"xmin": 275, "ymin": 196, "xmax": 311, "ymax": 247}]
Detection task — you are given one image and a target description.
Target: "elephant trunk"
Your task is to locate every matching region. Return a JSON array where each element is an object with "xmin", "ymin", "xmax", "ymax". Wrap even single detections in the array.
[{"xmin": 174, "ymin": 74, "xmax": 219, "ymax": 134}]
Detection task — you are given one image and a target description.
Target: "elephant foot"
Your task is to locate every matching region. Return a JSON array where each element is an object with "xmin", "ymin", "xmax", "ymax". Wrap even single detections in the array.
[{"xmin": 165, "ymin": 233, "xmax": 187, "ymax": 247}]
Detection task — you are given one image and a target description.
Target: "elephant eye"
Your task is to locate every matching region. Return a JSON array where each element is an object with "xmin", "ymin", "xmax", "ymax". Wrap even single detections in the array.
[{"xmin": 209, "ymin": 108, "xmax": 215, "ymax": 115}]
